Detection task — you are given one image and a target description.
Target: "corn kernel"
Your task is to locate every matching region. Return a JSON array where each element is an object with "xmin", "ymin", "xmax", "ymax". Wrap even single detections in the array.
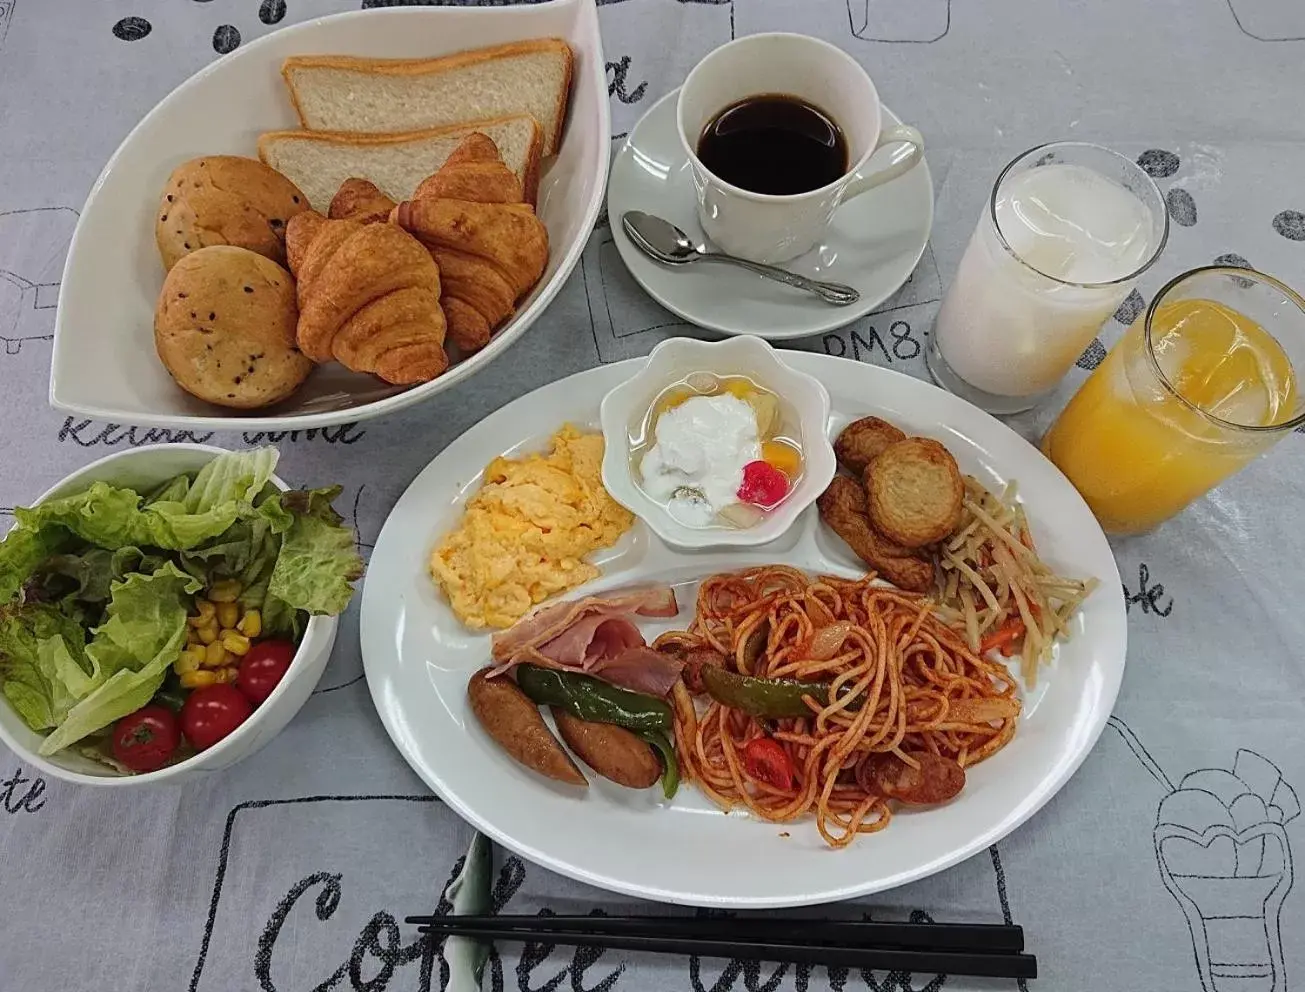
[
  {"xmin": 208, "ymin": 580, "xmax": 242, "ymax": 603},
  {"xmin": 203, "ymin": 642, "xmax": 229, "ymax": 668},
  {"xmin": 174, "ymin": 648, "xmax": 201, "ymax": 675},
  {"xmin": 196, "ymin": 621, "xmax": 219, "ymax": 645},
  {"xmin": 216, "ymin": 601, "xmax": 240, "ymax": 629},
  {"xmin": 186, "ymin": 628, "xmax": 201, "ymax": 646},
  {"xmin": 180, "ymin": 669, "xmax": 218, "ymax": 689},
  {"xmin": 221, "ymin": 630, "xmax": 251, "ymax": 656},
  {"xmin": 237, "ymin": 610, "xmax": 262, "ymax": 638},
  {"xmin": 214, "ymin": 666, "xmax": 240, "ymax": 685},
  {"xmin": 195, "ymin": 599, "xmax": 216, "ymax": 620}
]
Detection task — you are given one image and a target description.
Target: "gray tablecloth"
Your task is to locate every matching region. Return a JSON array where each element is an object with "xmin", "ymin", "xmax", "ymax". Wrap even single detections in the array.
[{"xmin": 2, "ymin": 1, "xmax": 1304, "ymax": 990}]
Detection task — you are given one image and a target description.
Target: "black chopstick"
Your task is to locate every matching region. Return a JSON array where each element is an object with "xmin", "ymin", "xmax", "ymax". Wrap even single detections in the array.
[
  {"xmin": 406, "ymin": 916, "xmax": 1036, "ymax": 980},
  {"xmin": 405, "ymin": 914, "xmax": 1023, "ymax": 953}
]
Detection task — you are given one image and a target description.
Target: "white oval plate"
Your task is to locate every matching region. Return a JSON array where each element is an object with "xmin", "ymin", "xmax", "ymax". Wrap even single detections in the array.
[
  {"xmin": 361, "ymin": 354, "xmax": 1125, "ymax": 907},
  {"xmin": 51, "ymin": 0, "xmax": 608, "ymax": 431},
  {"xmin": 606, "ymin": 89, "xmax": 934, "ymax": 339}
]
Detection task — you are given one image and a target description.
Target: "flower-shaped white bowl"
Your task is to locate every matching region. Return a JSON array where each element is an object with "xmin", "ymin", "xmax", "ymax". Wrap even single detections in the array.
[
  {"xmin": 599, "ymin": 336, "xmax": 836, "ymax": 549},
  {"xmin": 0, "ymin": 445, "xmax": 338, "ymax": 787}
]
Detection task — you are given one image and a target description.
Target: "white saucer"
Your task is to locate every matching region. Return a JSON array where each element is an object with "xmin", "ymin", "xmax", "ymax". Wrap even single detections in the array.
[{"xmin": 607, "ymin": 88, "xmax": 934, "ymax": 339}]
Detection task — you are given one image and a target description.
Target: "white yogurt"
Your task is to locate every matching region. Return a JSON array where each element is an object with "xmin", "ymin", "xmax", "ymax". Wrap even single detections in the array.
[{"xmin": 639, "ymin": 393, "xmax": 760, "ymax": 527}]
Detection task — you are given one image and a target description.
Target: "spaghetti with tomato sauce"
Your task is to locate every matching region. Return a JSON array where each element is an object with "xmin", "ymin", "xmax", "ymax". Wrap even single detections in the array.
[{"xmin": 656, "ymin": 566, "xmax": 1022, "ymax": 848}]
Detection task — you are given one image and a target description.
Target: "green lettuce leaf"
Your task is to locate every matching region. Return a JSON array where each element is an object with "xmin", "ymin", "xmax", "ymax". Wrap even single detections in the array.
[
  {"xmin": 182, "ymin": 493, "xmax": 301, "ymax": 638},
  {"xmin": 0, "ymin": 603, "xmax": 92, "ymax": 731},
  {"xmin": 0, "ymin": 523, "xmax": 76, "ymax": 603},
  {"xmin": 0, "ymin": 561, "xmax": 202, "ymax": 753},
  {"xmin": 30, "ymin": 546, "xmax": 169, "ymax": 606},
  {"xmin": 260, "ymin": 593, "xmax": 304, "ymax": 641},
  {"xmin": 268, "ymin": 487, "xmax": 364, "ymax": 617},
  {"xmin": 3, "ymin": 448, "xmax": 281, "ymax": 566},
  {"xmin": 184, "ymin": 447, "xmax": 279, "ymax": 514},
  {"xmin": 180, "ymin": 492, "xmax": 294, "ymax": 587},
  {"xmin": 12, "ymin": 482, "xmax": 240, "ymax": 552},
  {"xmin": 38, "ymin": 561, "xmax": 201, "ymax": 755},
  {"xmin": 143, "ymin": 474, "xmax": 191, "ymax": 506},
  {"xmin": 82, "ymin": 561, "xmax": 202, "ymax": 680},
  {"xmin": 40, "ymin": 666, "xmax": 171, "ymax": 757}
]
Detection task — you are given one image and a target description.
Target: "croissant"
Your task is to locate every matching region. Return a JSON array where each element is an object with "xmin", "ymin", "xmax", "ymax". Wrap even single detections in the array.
[
  {"xmin": 393, "ymin": 134, "xmax": 549, "ymax": 354},
  {"xmin": 284, "ymin": 210, "xmax": 448, "ymax": 385},
  {"xmin": 329, "ymin": 178, "xmax": 396, "ymax": 225},
  {"xmin": 412, "ymin": 132, "xmax": 525, "ymax": 204}
]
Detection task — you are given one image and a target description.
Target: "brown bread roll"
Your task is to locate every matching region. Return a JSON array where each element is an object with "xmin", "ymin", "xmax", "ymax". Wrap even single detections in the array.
[
  {"xmin": 156, "ymin": 156, "xmax": 309, "ymax": 270},
  {"xmin": 154, "ymin": 245, "xmax": 311, "ymax": 409}
]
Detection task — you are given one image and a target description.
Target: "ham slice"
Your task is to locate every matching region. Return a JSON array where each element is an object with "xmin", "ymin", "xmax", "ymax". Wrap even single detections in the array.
[
  {"xmin": 533, "ymin": 613, "xmax": 644, "ymax": 668},
  {"xmin": 488, "ymin": 585, "xmax": 683, "ymax": 696},
  {"xmin": 491, "ymin": 585, "xmax": 679, "ymax": 662},
  {"xmin": 589, "ymin": 646, "xmax": 685, "ymax": 697}
]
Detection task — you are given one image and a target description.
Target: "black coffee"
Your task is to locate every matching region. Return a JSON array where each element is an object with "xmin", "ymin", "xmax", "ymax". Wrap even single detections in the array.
[{"xmin": 697, "ymin": 94, "xmax": 848, "ymax": 196}]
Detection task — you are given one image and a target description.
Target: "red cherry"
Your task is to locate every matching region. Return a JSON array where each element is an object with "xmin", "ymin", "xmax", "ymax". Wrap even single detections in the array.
[{"xmin": 737, "ymin": 460, "xmax": 790, "ymax": 508}]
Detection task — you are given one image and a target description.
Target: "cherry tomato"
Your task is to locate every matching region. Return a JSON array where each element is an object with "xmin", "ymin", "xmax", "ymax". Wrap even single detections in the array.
[
  {"xmin": 236, "ymin": 639, "xmax": 297, "ymax": 705},
  {"xmin": 736, "ymin": 460, "xmax": 789, "ymax": 508},
  {"xmin": 180, "ymin": 684, "xmax": 253, "ymax": 751},
  {"xmin": 111, "ymin": 705, "xmax": 181, "ymax": 773},
  {"xmin": 742, "ymin": 736, "xmax": 798, "ymax": 791}
]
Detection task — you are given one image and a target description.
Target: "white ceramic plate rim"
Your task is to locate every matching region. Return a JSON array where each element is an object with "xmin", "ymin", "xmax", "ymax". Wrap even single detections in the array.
[
  {"xmin": 607, "ymin": 87, "xmax": 934, "ymax": 339},
  {"xmin": 361, "ymin": 354, "xmax": 1126, "ymax": 907},
  {"xmin": 50, "ymin": 0, "xmax": 610, "ymax": 431}
]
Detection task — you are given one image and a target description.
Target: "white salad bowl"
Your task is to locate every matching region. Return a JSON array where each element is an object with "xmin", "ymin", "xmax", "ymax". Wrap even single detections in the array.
[
  {"xmin": 51, "ymin": 0, "xmax": 608, "ymax": 430},
  {"xmin": 0, "ymin": 444, "xmax": 338, "ymax": 787},
  {"xmin": 599, "ymin": 335, "xmax": 837, "ymax": 549}
]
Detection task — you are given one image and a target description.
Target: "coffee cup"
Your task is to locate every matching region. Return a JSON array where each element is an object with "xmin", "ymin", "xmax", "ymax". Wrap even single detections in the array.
[{"xmin": 676, "ymin": 33, "xmax": 924, "ymax": 264}]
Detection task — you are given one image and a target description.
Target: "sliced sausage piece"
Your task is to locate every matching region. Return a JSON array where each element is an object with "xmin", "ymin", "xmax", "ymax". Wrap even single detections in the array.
[
  {"xmin": 682, "ymin": 647, "xmax": 729, "ymax": 694},
  {"xmin": 553, "ymin": 710, "xmax": 660, "ymax": 789},
  {"xmin": 467, "ymin": 668, "xmax": 586, "ymax": 786},
  {"xmin": 869, "ymin": 751, "xmax": 965, "ymax": 805}
]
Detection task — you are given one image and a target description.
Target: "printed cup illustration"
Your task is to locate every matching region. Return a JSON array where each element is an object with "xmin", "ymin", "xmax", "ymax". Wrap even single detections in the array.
[
  {"xmin": 848, "ymin": 0, "xmax": 951, "ymax": 43},
  {"xmin": 1226, "ymin": 0, "xmax": 1305, "ymax": 42},
  {"xmin": 0, "ymin": 207, "xmax": 78, "ymax": 353},
  {"xmin": 1154, "ymin": 750, "xmax": 1299, "ymax": 992}
]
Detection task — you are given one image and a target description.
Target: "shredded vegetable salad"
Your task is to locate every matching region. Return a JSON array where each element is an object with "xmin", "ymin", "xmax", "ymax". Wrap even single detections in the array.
[{"xmin": 934, "ymin": 477, "xmax": 1098, "ymax": 683}]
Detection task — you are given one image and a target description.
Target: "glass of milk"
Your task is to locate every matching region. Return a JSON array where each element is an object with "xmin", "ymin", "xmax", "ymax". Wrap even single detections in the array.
[{"xmin": 928, "ymin": 142, "xmax": 1169, "ymax": 414}]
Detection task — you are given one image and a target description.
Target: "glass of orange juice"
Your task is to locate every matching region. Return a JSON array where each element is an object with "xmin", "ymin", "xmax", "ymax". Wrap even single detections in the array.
[{"xmin": 1042, "ymin": 266, "xmax": 1305, "ymax": 534}]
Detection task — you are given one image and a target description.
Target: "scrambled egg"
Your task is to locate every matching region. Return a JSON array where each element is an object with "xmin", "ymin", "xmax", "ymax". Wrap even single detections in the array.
[{"xmin": 430, "ymin": 425, "xmax": 635, "ymax": 630}]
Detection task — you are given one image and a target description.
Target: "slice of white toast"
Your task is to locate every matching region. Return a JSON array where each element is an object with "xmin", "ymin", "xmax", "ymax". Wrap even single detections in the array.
[
  {"xmin": 281, "ymin": 38, "xmax": 573, "ymax": 156},
  {"xmin": 258, "ymin": 115, "xmax": 543, "ymax": 212}
]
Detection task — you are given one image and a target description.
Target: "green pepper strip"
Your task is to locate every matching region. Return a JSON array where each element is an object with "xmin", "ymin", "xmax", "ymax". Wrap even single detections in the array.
[
  {"xmin": 637, "ymin": 729, "xmax": 679, "ymax": 799},
  {"xmin": 515, "ymin": 665, "xmax": 673, "ymax": 733},
  {"xmin": 700, "ymin": 666, "xmax": 862, "ymax": 719}
]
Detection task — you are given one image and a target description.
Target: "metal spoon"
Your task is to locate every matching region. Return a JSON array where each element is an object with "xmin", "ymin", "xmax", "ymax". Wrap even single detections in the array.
[{"xmin": 622, "ymin": 211, "xmax": 860, "ymax": 307}]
